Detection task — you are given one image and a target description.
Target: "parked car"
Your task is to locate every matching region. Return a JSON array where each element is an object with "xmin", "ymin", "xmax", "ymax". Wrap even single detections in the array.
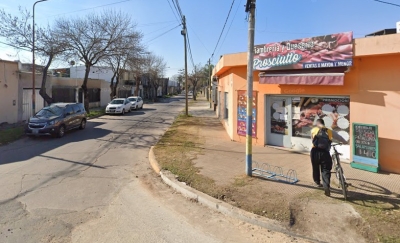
[
  {"xmin": 105, "ymin": 98, "xmax": 131, "ymax": 115},
  {"xmin": 25, "ymin": 103, "xmax": 87, "ymax": 138},
  {"xmin": 127, "ymin": 96, "xmax": 144, "ymax": 111}
]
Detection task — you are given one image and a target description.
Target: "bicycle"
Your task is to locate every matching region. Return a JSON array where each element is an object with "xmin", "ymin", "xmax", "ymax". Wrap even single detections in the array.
[{"xmin": 331, "ymin": 143, "xmax": 349, "ymax": 200}]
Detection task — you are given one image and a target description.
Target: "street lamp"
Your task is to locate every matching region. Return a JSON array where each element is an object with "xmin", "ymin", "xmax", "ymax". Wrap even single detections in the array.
[{"xmin": 32, "ymin": 0, "xmax": 48, "ymax": 116}]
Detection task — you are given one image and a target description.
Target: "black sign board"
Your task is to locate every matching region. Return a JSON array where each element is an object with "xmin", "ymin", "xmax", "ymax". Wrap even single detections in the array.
[{"xmin": 352, "ymin": 123, "xmax": 379, "ymax": 167}]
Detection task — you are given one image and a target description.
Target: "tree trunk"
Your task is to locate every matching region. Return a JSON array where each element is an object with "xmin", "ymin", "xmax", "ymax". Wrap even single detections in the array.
[
  {"xmin": 82, "ymin": 64, "xmax": 91, "ymax": 113},
  {"xmin": 113, "ymin": 74, "xmax": 120, "ymax": 98},
  {"xmin": 192, "ymin": 86, "xmax": 197, "ymax": 101},
  {"xmin": 110, "ymin": 72, "xmax": 116, "ymax": 100},
  {"xmin": 153, "ymin": 86, "xmax": 158, "ymax": 102},
  {"xmin": 39, "ymin": 55, "xmax": 54, "ymax": 105}
]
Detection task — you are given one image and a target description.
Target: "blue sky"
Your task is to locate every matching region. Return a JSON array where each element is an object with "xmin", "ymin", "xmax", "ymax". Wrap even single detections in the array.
[{"xmin": 0, "ymin": 0, "xmax": 399, "ymax": 78}]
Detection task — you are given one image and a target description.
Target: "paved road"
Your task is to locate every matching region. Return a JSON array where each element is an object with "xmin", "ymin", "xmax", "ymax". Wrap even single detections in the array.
[{"xmin": 0, "ymin": 95, "xmax": 301, "ymax": 243}]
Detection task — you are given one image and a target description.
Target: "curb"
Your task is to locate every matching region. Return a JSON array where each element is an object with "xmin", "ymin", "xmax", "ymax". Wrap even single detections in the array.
[
  {"xmin": 148, "ymin": 146, "xmax": 161, "ymax": 174},
  {"xmin": 148, "ymin": 146, "xmax": 325, "ymax": 243}
]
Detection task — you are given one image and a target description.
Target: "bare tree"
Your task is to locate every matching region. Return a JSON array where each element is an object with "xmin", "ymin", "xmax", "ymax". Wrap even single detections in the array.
[
  {"xmin": 0, "ymin": 7, "xmax": 67, "ymax": 104},
  {"xmin": 55, "ymin": 10, "xmax": 138, "ymax": 112},
  {"xmin": 144, "ymin": 54, "xmax": 167, "ymax": 101},
  {"xmin": 126, "ymin": 51, "xmax": 148, "ymax": 97},
  {"xmin": 188, "ymin": 64, "xmax": 204, "ymax": 101},
  {"xmin": 105, "ymin": 32, "xmax": 143, "ymax": 99}
]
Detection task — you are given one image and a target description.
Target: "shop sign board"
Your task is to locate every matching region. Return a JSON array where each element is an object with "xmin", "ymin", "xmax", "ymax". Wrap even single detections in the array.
[
  {"xmin": 351, "ymin": 123, "xmax": 379, "ymax": 173},
  {"xmin": 253, "ymin": 32, "xmax": 353, "ymax": 71},
  {"xmin": 237, "ymin": 91, "xmax": 257, "ymax": 137}
]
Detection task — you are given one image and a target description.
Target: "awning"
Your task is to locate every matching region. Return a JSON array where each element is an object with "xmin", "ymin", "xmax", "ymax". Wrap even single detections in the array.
[{"xmin": 259, "ymin": 67, "xmax": 347, "ymax": 86}]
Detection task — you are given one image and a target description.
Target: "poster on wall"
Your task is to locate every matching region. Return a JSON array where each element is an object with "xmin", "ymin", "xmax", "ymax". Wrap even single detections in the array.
[
  {"xmin": 237, "ymin": 91, "xmax": 257, "ymax": 137},
  {"xmin": 292, "ymin": 97, "xmax": 350, "ymax": 144},
  {"xmin": 253, "ymin": 32, "xmax": 353, "ymax": 71}
]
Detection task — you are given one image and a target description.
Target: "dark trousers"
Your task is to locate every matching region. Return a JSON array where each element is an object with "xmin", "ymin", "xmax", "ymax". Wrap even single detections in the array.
[{"xmin": 310, "ymin": 148, "xmax": 333, "ymax": 189}]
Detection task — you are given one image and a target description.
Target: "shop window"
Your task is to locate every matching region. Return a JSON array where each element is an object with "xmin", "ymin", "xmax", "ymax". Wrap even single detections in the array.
[
  {"xmin": 270, "ymin": 99, "xmax": 288, "ymax": 135},
  {"xmin": 292, "ymin": 97, "xmax": 350, "ymax": 144},
  {"xmin": 224, "ymin": 92, "xmax": 228, "ymax": 120}
]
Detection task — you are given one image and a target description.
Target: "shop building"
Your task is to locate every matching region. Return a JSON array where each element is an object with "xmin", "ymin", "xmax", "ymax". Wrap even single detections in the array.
[{"xmin": 212, "ymin": 32, "xmax": 400, "ymax": 174}]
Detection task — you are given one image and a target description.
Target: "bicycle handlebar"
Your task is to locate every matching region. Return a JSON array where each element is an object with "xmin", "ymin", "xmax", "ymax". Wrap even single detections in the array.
[{"xmin": 331, "ymin": 143, "xmax": 343, "ymax": 147}]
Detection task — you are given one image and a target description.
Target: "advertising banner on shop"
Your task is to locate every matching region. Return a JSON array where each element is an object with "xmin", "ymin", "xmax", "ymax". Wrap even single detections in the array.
[
  {"xmin": 237, "ymin": 91, "xmax": 257, "ymax": 137},
  {"xmin": 254, "ymin": 32, "xmax": 353, "ymax": 71},
  {"xmin": 291, "ymin": 97, "xmax": 350, "ymax": 144}
]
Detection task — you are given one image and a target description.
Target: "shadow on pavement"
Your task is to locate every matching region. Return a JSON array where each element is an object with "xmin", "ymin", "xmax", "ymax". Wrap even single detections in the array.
[{"xmin": 0, "ymin": 121, "xmax": 110, "ymax": 166}]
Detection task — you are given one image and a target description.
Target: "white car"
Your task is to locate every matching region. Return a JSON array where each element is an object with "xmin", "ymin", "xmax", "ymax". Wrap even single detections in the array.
[
  {"xmin": 105, "ymin": 98, "xmax": 131, "ymax": 115},
  {"xmin": 127, "ymin": 96, "xmax": 144, "ymax": 111}
]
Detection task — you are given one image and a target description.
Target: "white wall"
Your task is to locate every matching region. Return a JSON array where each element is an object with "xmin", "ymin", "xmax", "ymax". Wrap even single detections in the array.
[
  {"xmin": 70, "ymin": 66, "xmax": 114, "ymax": 82},
  {"xmin": 0, "ymin": 61, "xmax": 19, "ymax": 124}
]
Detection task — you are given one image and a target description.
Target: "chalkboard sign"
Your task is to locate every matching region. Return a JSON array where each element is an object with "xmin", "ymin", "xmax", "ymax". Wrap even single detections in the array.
[{"xmin": 352, "ymin": 123, "xmax": 379, "ymax": 168}]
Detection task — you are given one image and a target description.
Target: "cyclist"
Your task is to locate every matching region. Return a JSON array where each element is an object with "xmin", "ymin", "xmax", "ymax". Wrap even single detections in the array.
[{"xmin": 310, "ymin": 119, "xmax": 333, "ymax": 196}]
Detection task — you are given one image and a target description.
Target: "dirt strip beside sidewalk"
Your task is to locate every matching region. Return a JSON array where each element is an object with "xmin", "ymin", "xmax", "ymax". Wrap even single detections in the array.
[{"xmin": 154, "ymin": 97, "xmax": 400, "ymax": 243}]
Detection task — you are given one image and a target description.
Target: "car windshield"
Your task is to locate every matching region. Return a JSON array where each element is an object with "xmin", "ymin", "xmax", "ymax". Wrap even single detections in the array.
[
  {"xmin": 128, "ymin": 98, "xmax": 137, "ymax": 102},
  {"xmin": 36, "ymin": 106, "xmax": 63, "ymax": 117},
  {"xmin": 110, "ymin": 99, "xmax": 124, "ymax": 104}
]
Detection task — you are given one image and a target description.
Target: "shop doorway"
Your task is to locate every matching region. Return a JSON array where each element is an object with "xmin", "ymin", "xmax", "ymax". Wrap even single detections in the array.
[{"xmin": 266, "ymin": 96, "xmax": 292, "ymax": 147}]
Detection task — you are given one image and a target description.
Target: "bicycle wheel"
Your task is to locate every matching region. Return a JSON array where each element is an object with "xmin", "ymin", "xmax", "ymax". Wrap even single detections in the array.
[
  {"xmin": 337, "ymin": 166, "xmax": 348, "ymax": 200},
  {"xmin": 332, "ymin": 155, "xmax": 340, "ymax": 186}
]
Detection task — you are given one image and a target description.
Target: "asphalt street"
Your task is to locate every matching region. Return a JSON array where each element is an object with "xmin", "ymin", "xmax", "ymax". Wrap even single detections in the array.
[{"xmin": 0, "ymin": 95, "xmax": 300, "ymax": 243}]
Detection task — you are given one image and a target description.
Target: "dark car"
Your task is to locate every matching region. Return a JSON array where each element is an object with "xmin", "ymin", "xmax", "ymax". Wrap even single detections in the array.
[{"xmin": 25, "ymin": 103, "xmax": 87, "ymax": 138}]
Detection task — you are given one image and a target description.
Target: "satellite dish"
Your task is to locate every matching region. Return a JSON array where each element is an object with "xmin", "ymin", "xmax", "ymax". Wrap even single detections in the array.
[{"xmin": 69, "ymin": 60, "xmax": 75, "ymax": 66}]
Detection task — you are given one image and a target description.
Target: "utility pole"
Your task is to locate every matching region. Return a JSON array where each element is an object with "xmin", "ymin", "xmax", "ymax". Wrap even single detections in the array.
[
  {"xmin": 181, "ymin": 15, "xmax": 189, "ymax": 116},
  {"xmin": 32, "ymin": 0, "xmax": 48, "ymax": 117},
  {"xmin": 208, "ymin": 58, "xmax": 211, "ymax": 108},
  {"xmin": 245, "ymin": 0, "xmax": 256, "ymax": 176}
]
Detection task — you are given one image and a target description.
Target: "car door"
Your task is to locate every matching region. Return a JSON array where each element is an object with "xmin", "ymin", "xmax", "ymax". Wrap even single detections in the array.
[
  {"xmin": 64, "ymin": 105, "xmax": 75, "ymax": 129},
  {"xmin": 138, "ymin": 97, "xmax": 143, "ymax": 107},
  {"xmin": 124, "ymin": 99, "xmax": 130, "ymax": 111},
  {"xmin": 72, "ymin": 104, "xmax": 81, "ymax": 127}
]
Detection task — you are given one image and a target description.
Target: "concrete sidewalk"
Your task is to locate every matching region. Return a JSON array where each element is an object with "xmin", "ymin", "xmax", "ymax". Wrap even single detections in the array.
[{"xmin": 189, "ymin": 97, "xmax": 400, "ymax": 200}]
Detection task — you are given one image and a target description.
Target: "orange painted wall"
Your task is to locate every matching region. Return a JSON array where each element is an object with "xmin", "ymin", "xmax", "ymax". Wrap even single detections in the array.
[
  {"xmin": 216, "ymin": 56, "xmax": 400, "ymax": 174},
  {"xmin": 350, "ymin": 54, "xmax": 400, "ymax": 173}
]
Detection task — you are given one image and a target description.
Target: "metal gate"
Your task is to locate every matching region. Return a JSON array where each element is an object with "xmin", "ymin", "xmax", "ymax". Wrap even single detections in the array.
[{"xmin": 22, "ymin": 89, "xmax": 44, "ymax": 121}]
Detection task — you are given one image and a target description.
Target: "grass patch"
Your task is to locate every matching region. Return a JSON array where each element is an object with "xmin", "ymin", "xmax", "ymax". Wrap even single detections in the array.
[
  {"xmin": 377, "ymin": 235, "xmax": 400, "ymax": 243},
  {"xmin": 154, "ymin": 114, "xmax": 223, "ymax": 198},
  {"xmin": 87, "ymin": 108, "xmax": 105, "ymax": 118},
  {"xmin": 0, "ymin": 126, "xmax": 25, "ymax": 146}
]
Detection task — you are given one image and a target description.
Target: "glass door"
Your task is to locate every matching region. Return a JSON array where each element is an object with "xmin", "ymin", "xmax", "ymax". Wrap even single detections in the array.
[{"xmin": 267, "ymin": 96, "xmax": 292, "ymax": 148}]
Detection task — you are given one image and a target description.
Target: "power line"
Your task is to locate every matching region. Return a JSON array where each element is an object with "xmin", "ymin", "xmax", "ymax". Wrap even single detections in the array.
[
  {"xmin": 210, "ymin": 0, "xmax": 236, "ymax": 60},
  {"xmin": 0, "ymin": 41, "xmax": 31, "ymax": 52},
  {"xmin": 373, "ymin": 0, "xmax": 400, "ymax": 7},
  {"xmin": 171, "ymin": 0, "xmax": 183, "ymax": 20},
  {"xmin": 166, "ymin": 0, "xmax": 181, "ymax": 23},
  {"xmin": 187, "ymin": 24, "xmax": 211, "ymax": 55},
  {"xmin": 216, "ymin": 0, "xmax": 242, "ymax": 56},
  {"xmin": 186, "ymin": 30, "xmax": 195, "ymax": 69},
  {"xmin": 49, "ymin": 0, "xmax": 133, "ymax": 17},
  {"xmin": 145, "ymin": 24, "xmax": 181, "ymax": 43},
  {"xmin": 137, "ymin": 20, "xmax": 177, "ymax": 27},
  {"xmin": 143, "ymin": 22, "xmax": 180, "ymax": 36},
  {"xmin": 174, "ymin": 0, "xmax": 184, "ymax": 19}
]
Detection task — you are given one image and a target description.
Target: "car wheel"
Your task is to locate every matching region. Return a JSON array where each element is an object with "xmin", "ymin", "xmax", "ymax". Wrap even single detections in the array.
[
  {"xmin": 121, "ymin": 109, "xmax": 125, "ymax": 115},
  {"xmin": 57, "ymin": 125, "xmax": 65, "ymax": 138},
  {"xmin": 79, "ymin": 119, "xmax": 86, "ymax": 130},
  {"xmin": 140, "ymin": 104, "xmax": 143, "ymax": 109}
]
